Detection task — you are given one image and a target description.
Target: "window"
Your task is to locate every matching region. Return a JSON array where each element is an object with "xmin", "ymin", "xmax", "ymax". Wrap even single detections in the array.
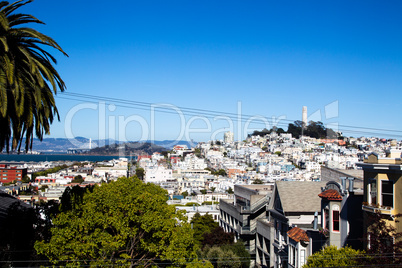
[
  {"xmin": 300, "ymin": 249, "xmax": 306, "ymax": 267},
  {"xmin": 381, "ymin": 180, "xmax": 393, "ymax": 207},
  {"xmin": 323, "ymin": 208, "xmax": 329, "ymax": 230},
  {"xmin": 275, "ymin": 221, "xmax": 280, "ymax": 240},
  {"xmin": 289, "ymin": 244, "xmax": 296, "ymax": 266},
  {"xmin": 333, "ymin": 210, "xmax": 340, "ymax": 232},
  {"xmin": 368, "ymin": 179, "xmax": 377, "ymax": 204}
]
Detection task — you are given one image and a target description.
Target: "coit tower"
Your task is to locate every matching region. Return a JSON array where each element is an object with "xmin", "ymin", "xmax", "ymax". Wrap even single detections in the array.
[{"xmin": 302, "ymin": 106, "xmax": 307, "ymax": 128}]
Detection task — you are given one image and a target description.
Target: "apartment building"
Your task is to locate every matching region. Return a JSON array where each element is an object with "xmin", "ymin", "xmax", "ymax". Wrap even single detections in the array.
[
  {"xmin": 220, "ymin": 184, "xmax": 273, "ymax": 267},
  {"xmin": 0, "ymin": 164, "xmax": 27, "ymax": 184},
  {"xmin": 357, "ymin": 146, "xmax": 402, "ymax": 245}
]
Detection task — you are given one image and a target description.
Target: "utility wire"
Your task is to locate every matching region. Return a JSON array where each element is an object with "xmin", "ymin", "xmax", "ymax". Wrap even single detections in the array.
[{"xmin": 57, "ymin": 92, "xmax": 402, "ymax": 139}]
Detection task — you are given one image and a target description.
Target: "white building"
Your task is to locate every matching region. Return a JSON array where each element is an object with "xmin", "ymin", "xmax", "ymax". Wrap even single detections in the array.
[
  {"xmin": 224, "ymin": 131, "xmax": 234, "ymax": 143},
  {"xmin": 144, "ymin": 165, "xmax": 172, "ymax": 184}
]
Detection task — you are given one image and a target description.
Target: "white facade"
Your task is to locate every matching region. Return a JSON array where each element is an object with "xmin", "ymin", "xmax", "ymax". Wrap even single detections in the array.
[
  {"xmin": 144, "ymin": 166, "xmax": 172, "ymax": 184},
  {"xmin": 224, "ymin": 131, "xmax": 234, "ymax": 143}
]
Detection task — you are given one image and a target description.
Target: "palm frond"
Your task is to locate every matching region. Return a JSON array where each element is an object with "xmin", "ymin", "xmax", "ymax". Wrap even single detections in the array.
[{"xmin": 0, "ymin": 0, "xmax": 67, "ymax": 152}]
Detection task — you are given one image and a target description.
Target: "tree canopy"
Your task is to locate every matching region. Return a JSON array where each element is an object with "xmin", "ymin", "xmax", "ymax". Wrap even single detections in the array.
[
  {"xmin": 249, "ymin": 121, "xmax": 337, "ymax": 140},
  {"xmin": 303, "ymin": 245, "xmax": 364, "ymax": 267},
  {"xmin": 0, "ymin": 0, "xmax": 68, "ymax": 152},
  {"xmin": 35, "ymin": 177, "xmax": 199, "ymax": 267},
  {"xmin": 191, "ymin": 213, "xmax": 219, "ymax": 246},
  {"xmin": 190, "ymin": 213, "xmax": 249, "ymax": 268}
]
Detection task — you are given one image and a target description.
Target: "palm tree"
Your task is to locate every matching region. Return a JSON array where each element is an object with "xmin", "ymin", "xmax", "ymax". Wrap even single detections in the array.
[{"xmin": 0, "ymin": 0, "xmax": 67, "ymax": 152}]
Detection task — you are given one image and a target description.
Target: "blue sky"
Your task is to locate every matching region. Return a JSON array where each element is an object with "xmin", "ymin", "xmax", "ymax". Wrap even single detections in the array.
[{"xmin": 21, "ymin": 0, "xmax": 402, "ymax": 142}]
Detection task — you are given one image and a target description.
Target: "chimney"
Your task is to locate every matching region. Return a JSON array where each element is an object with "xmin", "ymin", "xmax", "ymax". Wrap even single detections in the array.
[
  {"xmin": 340, "ymin": 177, "xmax": 346, "ymax": 191},
  {"xmin": 347, "ymin": 177, "xmax": 354, "ymax": 193},
  {"xmin": 313, "ymin": 211, "xmax": 318, "ymax": 229}
]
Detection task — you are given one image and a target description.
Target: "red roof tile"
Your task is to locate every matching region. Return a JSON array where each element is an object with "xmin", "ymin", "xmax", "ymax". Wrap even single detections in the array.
[
  {"xmin": 287, "ymin": 227, "xmax": 309, "ymax": 242},
  {"xmin": 318, "ymin": 189, "xmax": 342, "ymax": 201}
]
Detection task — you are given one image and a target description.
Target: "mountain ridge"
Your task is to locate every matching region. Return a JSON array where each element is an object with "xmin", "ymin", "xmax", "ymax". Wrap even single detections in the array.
[{"xmin": 30, "ymin": 138, "xmax": 196, "ymax": 153}]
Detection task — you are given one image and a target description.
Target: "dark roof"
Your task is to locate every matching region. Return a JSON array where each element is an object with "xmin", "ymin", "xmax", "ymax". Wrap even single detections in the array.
[{"xmin": 0, "ymin": 190, "xmax": 31, "ymax": 222}]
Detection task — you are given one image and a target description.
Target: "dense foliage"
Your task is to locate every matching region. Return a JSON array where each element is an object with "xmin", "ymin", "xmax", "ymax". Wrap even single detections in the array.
[
  {"xmin": 190, "ymin": 213, "xmax": 250, "ymax": 268},
  {"xmin": 303, "ymin": 245, "xmax": 364, "ymax": 267},
  {"xmin": 35, "ymin": 177, "xmax": 200, "ymax": 267},
  {"xmin": 250, "ymin": 121, "xmax": 338, "ymax": 140},
  {"xmin": 135, "ymin": 166, "xmax": 145, "ymax": 180},
  {"xmin": 191, "ymin": 213, "xmax": 219, "ymax": 246},
  {"xmin": 32, "ymin": 164, "xmax": 68, "ymax": 179}
]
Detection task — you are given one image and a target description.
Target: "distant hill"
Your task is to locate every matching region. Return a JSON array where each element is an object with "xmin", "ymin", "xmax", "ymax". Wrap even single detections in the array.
[
  {"xmin": 29, "ymin": 138, "xmax": 196, "ymax": 153},
  {"xmin": 31, "ymin": 137, "xmax": 116, "ymax": 153},
  {"xmin": 145, "ymin": 140, "xmax": 196, "ymax": 149},
  {"xmin": 86, "ymin": 142, "xmax": 167, "ymax": 156}
]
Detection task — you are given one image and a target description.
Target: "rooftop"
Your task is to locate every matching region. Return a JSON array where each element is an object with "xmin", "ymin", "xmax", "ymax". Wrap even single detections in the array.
[
  {"xmin": 287, "ymin": 227, "xmax": 309, "ymax": 242},
  {"xmin": 276, "ymin": 181, "xmax": 326, "ymax": 213},
  {"xmin": 318, "ymin": 189, "xmax": 342, "ymax": 201}
]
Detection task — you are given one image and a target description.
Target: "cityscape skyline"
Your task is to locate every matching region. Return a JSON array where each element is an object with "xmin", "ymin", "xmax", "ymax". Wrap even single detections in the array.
[{"xmin": 21, "ymin": 0, "xmax": 402, "ymax": 141}]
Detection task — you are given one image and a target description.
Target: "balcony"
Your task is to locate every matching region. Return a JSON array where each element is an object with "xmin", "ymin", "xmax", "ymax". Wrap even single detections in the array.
[
  {"xmin": 239, "ymin": 196, "xmax": 269, "ymax": 214},
  {"xmin": 236, "ymin": 221, "xmax": 257, "ymax": 235},
  {"xmin": 362, "ymin": 203, "xmax": 394, "ymax": 216}
]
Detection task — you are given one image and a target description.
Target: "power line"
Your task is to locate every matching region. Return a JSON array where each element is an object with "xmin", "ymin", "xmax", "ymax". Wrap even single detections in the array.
[{"xmin": 57, "ymin": 92, "xmax": 402, "ymax": 138}]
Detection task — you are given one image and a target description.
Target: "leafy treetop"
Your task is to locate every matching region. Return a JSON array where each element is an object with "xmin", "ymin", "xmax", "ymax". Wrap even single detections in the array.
[{"xmin": 35, "ymin": 177, "xmax": 200, "ymax": 267}]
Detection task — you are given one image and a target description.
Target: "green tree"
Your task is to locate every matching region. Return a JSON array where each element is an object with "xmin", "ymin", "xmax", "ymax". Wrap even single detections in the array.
[
  {"xmin": 363, "ymin": 212, "xmax": 402, "ymax": 265},
  {"xmin": 202, "ymin": 226, "xmax": 233, "ymax": 247},
  {"xmin": 252, "ymin": 178, "xmax": 263, "ymax": 184},
  {"xmin": 0, "ymin": 0, "xmax": 68, "ymax": 152},
  {"xmin": 221, "ymin": 240, "xmax": 250, "ymax": 268},
  {"xmin": 21, "ymin": 175, "xmax": 30, "ymax": 183},
  {"xmin": 59, "ymin": 184, "xmax": 94, "ymax": 212},
  {"xmin": 214, "ymin": 169, "xmax": 227, "ymax": 176},
  {"xmin": 71, "ymin": 175, "xmax": 84, "ymax": 183},
  {"xmin": 194, "ymin": 148, "xmax": 202, "ymax": 157},
  {"xmin": 191, "ymin": 213, "xmax": 219, "ymax": 246},
  {"xmin": 303, "ymin": 245, "xmax": 364, "ymax": 267},
  {"xmin": 182, "ymin": 190, "xmax": 189, "ymax": 198},
  {"xmin": 226, "ymin": 187, "xmax": 234, "ymax": 194},
  {"xmin": 135, "ymin": 166, "xmax": 145, "ymax": 180},
  {"xmin": 200, "ymin": 244, "xmax": 246, "ymax": 268},
  {"xmin": 35, "ymin": 177, "xmax": 198, "ymax": 267},
  {"xmin": 32, "ymin": 164, "xmax": 68, "ymax": 180}
]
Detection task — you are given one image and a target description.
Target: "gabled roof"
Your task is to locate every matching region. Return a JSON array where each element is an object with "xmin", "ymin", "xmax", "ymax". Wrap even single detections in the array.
[
  {"xmin": 318, "ymin": 189, "xmax": 342, "ymax": 201},
  {"xmin": 287, "ymin": 227, "xmax": 309, "ymax": 242},
  {"xmin": 275, "ymin": 181, "xmax": 326, "ymax": 213}
]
